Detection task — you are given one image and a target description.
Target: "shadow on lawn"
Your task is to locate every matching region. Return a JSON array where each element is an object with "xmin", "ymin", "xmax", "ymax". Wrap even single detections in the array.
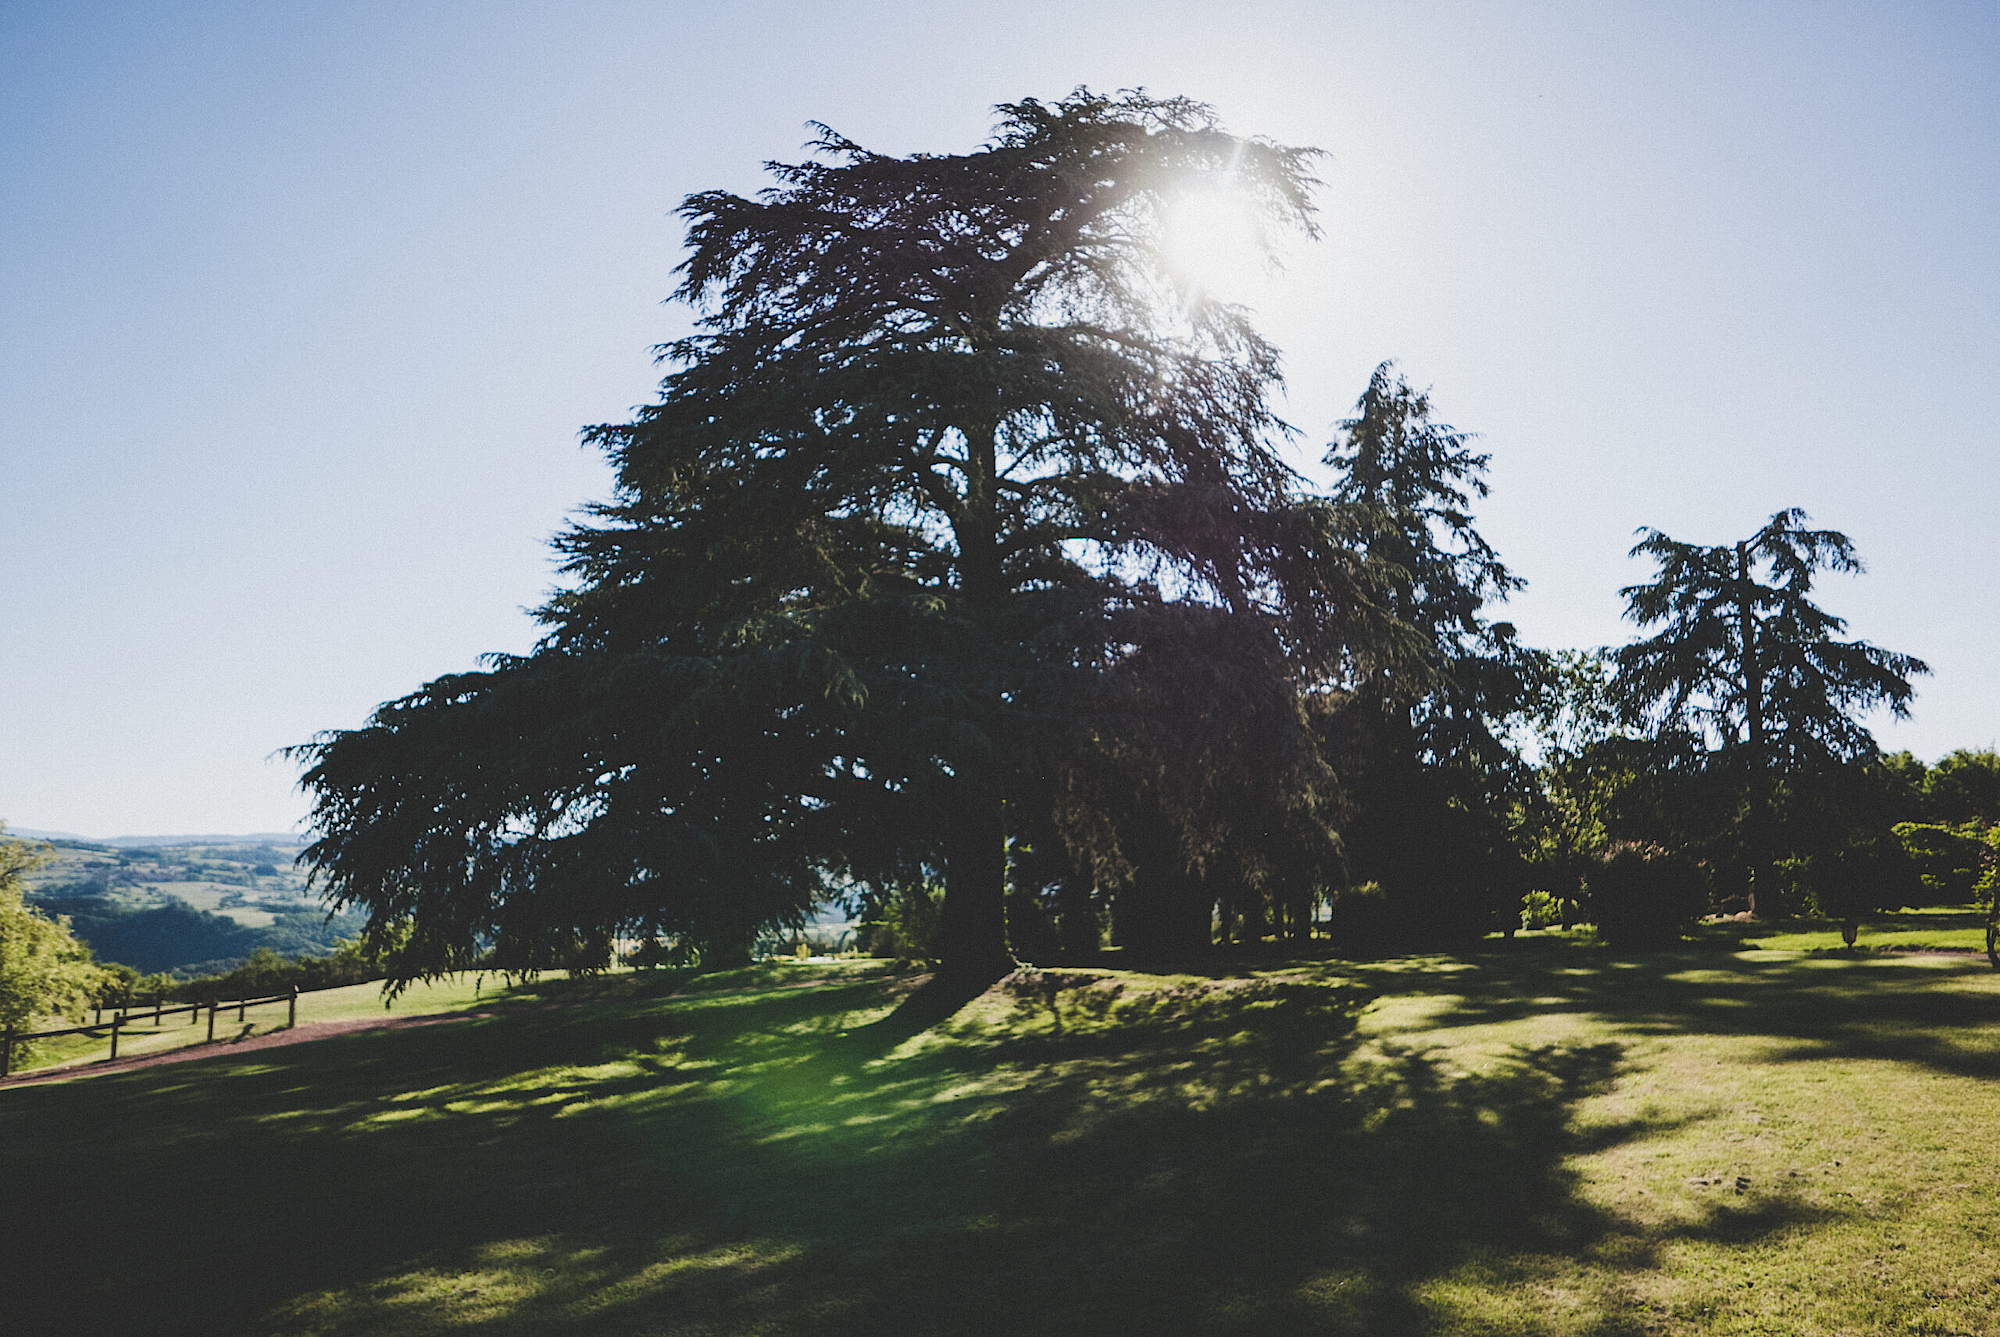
[
  {"xmin": 1345, "ymin": 936, "xmax": 2000, "ymax": 1082},
  {"xmin": 0, "ymin": 968, "xmax": 1706, "ymax": 1337}
]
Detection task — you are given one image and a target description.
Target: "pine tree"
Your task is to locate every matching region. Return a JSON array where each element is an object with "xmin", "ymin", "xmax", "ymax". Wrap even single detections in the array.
[
  {"xmin": 295, "ymin": 91, "xmax": 1392, "ymax": 985},
  {"xmin": 1612, "ymin": 508, "xmax": 1928, "ymax": 913},
  {"xmin": 1320, "ymin": 364, "xmax": 1531, "ymax": 942}
]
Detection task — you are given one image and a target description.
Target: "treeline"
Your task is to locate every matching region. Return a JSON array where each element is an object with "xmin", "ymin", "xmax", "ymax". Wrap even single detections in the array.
[
  {"xmin": 29, "ymin": 895, "xmax": 368, "ymax": 976},
  {"xmin": 283, "ymin": 93, "xmax": 1966, "ymax": 980}
]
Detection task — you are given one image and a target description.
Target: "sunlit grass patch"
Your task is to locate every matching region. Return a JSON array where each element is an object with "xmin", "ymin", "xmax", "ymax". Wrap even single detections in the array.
[{"xmin": 1737, "ymin": 903, "xmax": 1990, "ymax": 955}]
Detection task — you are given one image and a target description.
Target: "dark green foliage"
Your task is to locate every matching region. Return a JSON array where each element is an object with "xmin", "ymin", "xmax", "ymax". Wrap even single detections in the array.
[
  {"xmin": 292, "ymin": 91, "xmax": 1396, "ymax": 983},
  {"xmin": 1916, "ymin": 750, "xmax": 2000, "ymax": 826},
  {"xmin": 858, "ymin": 883, "xmax": 944, "ymax": 964},
  {"xmin": 1322, "ymin": 880, "xmax": 1396, "ymax": 955},
  {"xmin": 1586, "ymin": 842, "xmax": 1710, "ymax": 949},
  {"xmin": 1612, "ymin": 510, "xmax": 1928, "ymax": 912},
  {"xmin": 1891, "ymin": 820, "xmax": 1998, "ymax": 906},
  {"xmin": 1319, "ymin": 365, "xmax": 1531, "ymax": 945},
  {"xmin": 192, "ymin": 940, "xmax": 389, "ymax": 1000},
  {"xmin": 1800, "ymin": 835, "xmax": 1921, "ymax": 923},
  {"xmin": 1614, "ymin": 510, "xmax": 1925, "ymax": 763},
  {"xmin": 138, "ymin": 941, "xmax": 384, "ymax": 1004}
]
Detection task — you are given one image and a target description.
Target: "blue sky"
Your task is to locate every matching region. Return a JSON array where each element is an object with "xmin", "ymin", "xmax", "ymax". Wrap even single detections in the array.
[{"xmin": 3, "ymin": 1, "xmax": 1995, "ymax": 836}]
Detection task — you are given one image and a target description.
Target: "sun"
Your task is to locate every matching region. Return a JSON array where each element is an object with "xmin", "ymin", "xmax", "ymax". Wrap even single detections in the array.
[{"xmin": 1161, "ymin": 186, "xmax": 1268, "ymax": 305}]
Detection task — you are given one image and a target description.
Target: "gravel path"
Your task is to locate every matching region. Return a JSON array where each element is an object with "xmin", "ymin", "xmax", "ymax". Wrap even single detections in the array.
[{"xmin": 1, "ymin": 1009, "xmax": 497, "ymax": 1088}]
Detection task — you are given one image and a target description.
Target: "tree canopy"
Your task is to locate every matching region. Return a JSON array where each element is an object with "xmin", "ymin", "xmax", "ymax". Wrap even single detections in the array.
[
  {"xmin": 294, "ymin": 90, "xmax": 1403, "ymax": 984},
  {"xmin": 1318, "ymin": 364, "xmax": 1532, "ymax": 941},
  {"xmin": 0, "ymin": 827, "xmax": 105, "ymax": 1033},
  {"xmin": 1611, "ymin": 508, "xmax": 1928, "ymax": 910},
  {"xmin": 290, "ymin": 95, "xmax": 1950, "ymax": 968}
]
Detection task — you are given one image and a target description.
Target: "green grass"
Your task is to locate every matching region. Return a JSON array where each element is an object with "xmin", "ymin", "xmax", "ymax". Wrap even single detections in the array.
[
  {"xmin": 1736, "ymin": 905, "xmax": 1992, "ymax": 955},
  {"xmin": 8, "ymin": 971, "xmax": 554, "ymax": 1075},
  {"xmin": 5, "ymin": 945, "xmax": 2000, "ymax": 1335}
]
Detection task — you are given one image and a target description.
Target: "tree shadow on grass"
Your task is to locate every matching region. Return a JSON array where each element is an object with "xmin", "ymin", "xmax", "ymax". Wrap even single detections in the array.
[
  {"xmin": 0, "ymin": 968, "xmax": 1766, "ymax": 1337},
  {"xmin": 1339, "ymin": 938, "xmax": 2000, "ymax": 1082}
]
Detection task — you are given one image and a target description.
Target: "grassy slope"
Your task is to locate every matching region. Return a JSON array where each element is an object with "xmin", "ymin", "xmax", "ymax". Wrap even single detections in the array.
[{"xmin": 4, "ymin": 947, "xmax": 2000, "ymax": 1336}]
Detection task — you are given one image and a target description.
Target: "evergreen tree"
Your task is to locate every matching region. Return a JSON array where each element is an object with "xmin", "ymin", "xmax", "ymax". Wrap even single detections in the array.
[
  {"xmin": 294, "ymin": 91, "xmax": 1394, "ymax": 985},
  {"xmin": 1320, "ymin": 364, "xmax": 1531, "ymax": 942},
  {"xmin": 1612, "ymin": 508, "xmax": 1928, "ymax": 913}
]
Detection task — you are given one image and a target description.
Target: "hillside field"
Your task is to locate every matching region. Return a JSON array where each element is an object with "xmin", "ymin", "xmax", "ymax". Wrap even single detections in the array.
[
  {"xmin": 5, "ymin": 936, "xmax": 2000, "ymax": 1336},
  {"xmin": 18, "ymin": 837, "xmax": 367, "ymax": 974}
]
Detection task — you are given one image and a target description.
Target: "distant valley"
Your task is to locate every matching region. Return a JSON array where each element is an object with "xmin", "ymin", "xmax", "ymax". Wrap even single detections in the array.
[{"xmin": 18, "ymin": 833, "xmax": 365, "ymax": 976}]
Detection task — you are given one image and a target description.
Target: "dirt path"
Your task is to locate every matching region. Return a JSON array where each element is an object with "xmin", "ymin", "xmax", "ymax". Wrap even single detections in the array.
[{"xmin": 0, "ymin": 1009, "xmax": 499, "ymax": 1088}]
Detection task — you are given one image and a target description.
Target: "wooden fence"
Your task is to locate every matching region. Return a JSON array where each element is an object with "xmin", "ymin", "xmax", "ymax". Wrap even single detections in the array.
[{"xmin": 1, "ymin": 988, "xmax": 298, "ymax": 1079}]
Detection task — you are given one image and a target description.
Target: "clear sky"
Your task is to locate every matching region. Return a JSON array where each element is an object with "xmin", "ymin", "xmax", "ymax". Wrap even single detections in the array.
[{"xmin": 4, "ymin": 1, "xmax": 1995, "ymax": 837}]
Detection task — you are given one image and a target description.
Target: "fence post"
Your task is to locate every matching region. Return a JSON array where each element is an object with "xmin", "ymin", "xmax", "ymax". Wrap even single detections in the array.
[
  {"xmin": 207, "ymin": 1001, "xmax": 217, "ymax": 1043},
  {"xmin": 288, "ymin": 986, "xmax": 298, "ymax": 1030},
  {"xmin": 237, "ymin": 996, "xmax": 246, "ymax": 1023},
  {"xmin": 2, "ymin": 1025, "xmax": 12, "ymax": 1078},
  {"xmin": 152, "ymin": 994, "xmax": 162, "ymax": 1026},
  {"xmin": 109, "ymin": 1013, "xmax": 122, "ymax": 1061}
]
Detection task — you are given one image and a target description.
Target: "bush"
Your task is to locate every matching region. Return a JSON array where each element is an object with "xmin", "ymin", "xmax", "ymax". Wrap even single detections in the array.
[
  {"xmin": 1519, "ymin": 889, "xmax": 1565, "ymax": 931},
  {"xmin": 861, "ymin": 883, "xmax": 944, "ymax": 964},
  {"xmin": 1004, "ymin": 888, "xmax": 1064, "ymax": 963},
  {"xmin": 1804, "ymin": 837, "xmax": 1922, "ymax": 921},
  {"xmin": 1586, "ymin": 843, "xmax": 1709, "ymax": 950},
  {"xmin": 1892, "ymin": 821, "xmax": 1995, "ymax": 905},
  {"xmin": 122, "ymin": 936, "xmax": 395, "ymax": 1005},
  {"xmin": 625, "ymin": 936, "xmax": 697, "ymax": 969}
]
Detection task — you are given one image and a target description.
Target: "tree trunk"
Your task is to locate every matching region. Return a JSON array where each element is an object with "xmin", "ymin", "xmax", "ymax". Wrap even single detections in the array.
[
  {"xmin": 937, "ymin": 792, "xmax": 1014, "ymax": 985},
  {"xmin": 1056, "ymin": 873, "xmax": 1101, "ymax": 956},
  {"xmin": 1736, "ymin": 541, "xmax": 1770, "ymax": 916},
  {"xmin": 935, "ymin": 417, "xmax": 1015, "ymax": 985}
]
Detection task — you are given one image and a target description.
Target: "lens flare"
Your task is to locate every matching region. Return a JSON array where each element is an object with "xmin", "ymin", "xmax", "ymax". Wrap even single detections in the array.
[{"xmin": 1162, "ymin": 187, "xmax": 1267, "ymax": 305}]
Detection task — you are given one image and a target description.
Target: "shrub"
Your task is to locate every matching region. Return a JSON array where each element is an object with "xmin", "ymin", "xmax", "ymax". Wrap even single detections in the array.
[
  {"xmin": 1586, "ymin": 843, "xmax": 1709, "ymax": 950},
  {"xmin": 861, "ymin": 883, "xmax": 944, "ymax": 964},
  {"xmin": 1804, "ymin": 837, "xmax": 1922, "ymax": 921},
  {"xmin": 1892, "ymin": 821, "xmax": 1995, "ymax": 905},
  {"xmin": 1519, "ymin": 889, "xmax": 1564, "ymax": 931}
]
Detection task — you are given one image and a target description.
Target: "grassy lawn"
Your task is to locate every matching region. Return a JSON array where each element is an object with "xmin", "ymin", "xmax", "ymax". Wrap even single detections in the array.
[
  {"xmin": 1735, "ymin": 905, "xmax": 1992, "ymax": 956},
  {"xmin": 4, "ymin": 945, "xmax": 2000, "ymax": 1335}
]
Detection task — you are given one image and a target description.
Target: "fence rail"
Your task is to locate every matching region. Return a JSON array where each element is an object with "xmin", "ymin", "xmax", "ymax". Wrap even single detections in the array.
[{"xmin": 1, "ymin": 988, "xmax": 298, "ymax": 1079}]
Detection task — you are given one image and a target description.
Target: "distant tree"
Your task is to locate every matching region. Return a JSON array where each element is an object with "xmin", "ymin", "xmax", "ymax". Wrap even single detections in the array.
[
  {"xmin": 0, "ymin": 826, "xmax": 107, "ymax": 1033},
  {"xmin": 1514, "ymin": 649, "xmax": 1620, "ymax": 910},
  {"xmin": 1586, "ymin": 842, "xmax": 1711, "ymax": 949},
  {"xmin": 1919, "ymin": 749, "xmax": 2000, "ymax": 827},
  {"xmin": 1888, "ymin": 820, "xmax": 1989, "ymax": 905},
  {"xmin": 294, "ymin": 91, "xmax": 1398, "ymax": 986},
  {"xmin": 1612, "ymin": 509, "xmax": 1928, "ymax": 913},
  {"xmin": 1320, "ymin": 363, "xmax": 1532, "ymax": 942},
  {"xmin": 1876, "ymin": 751, "xmax": 1932, "ymax": 824}
]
